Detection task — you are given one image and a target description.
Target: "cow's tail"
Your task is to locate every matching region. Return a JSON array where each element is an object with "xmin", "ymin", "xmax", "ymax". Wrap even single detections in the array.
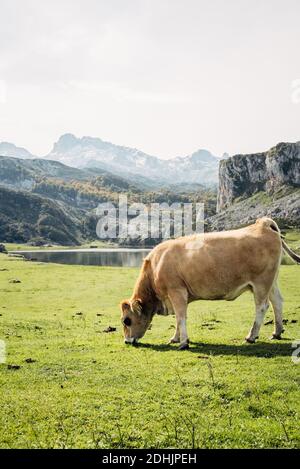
[
  {"xmin": 258, "ymin": 217, "xmax": 300, "ymax": 264},
  {"xmin": 262, "ymin": 217, "xmax": 300, "ymax": 264},
  {"xmin": 281, "ymin": 239, "xmax": 300, "ymax": 264}
]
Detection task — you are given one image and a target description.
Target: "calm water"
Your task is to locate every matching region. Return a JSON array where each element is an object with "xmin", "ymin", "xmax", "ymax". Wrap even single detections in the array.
[{"xmin": 11, "ymin": 248, "xmax": 151, "ymax": 267}]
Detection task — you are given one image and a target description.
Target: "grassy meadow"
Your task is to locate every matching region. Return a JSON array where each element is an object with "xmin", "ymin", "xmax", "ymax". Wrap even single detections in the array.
[
  {"xmin": 0, "ymin": 252, "xmax": 300, "ymax": 448},
  {"xmin": 3, "ymin": 240, "xmax": 115, "ymax": 252}
]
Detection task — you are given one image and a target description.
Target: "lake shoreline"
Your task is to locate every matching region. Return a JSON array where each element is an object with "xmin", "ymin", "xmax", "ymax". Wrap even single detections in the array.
[{"xmin": 7, "ymin": 247, "xmax": 151, "ymax": 267}]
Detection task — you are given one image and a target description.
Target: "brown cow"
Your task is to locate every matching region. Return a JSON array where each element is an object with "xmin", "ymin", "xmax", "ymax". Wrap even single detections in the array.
[{"xmin": 120, "ymin": 217, "xmax": 300, "ymax": 349}]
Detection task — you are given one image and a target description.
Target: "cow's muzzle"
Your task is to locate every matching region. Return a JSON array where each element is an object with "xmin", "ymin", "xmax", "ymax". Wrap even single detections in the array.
[{"xmin": 124, "ymin": 337, "xmax": 138, "ymax": 345}]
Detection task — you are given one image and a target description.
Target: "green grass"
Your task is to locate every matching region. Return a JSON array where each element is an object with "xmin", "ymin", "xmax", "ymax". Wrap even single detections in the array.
[
  {"xmin": 0, "ymin": 254, "xmax": 300, "ymax": 449},
  {"xmin": 281, "ymin": 230, "xmax": 300, "ymax": 265},
  {"xmin": 3, "ymin": 240, "xmax": 116, "ymax": 251},
  {"xmin": 284, "ymin": 230, "xmax": 300, "ymax": 251},
  {"xmin": 235, "ymin": 191, "xmax": 272, "ymax": 206}
]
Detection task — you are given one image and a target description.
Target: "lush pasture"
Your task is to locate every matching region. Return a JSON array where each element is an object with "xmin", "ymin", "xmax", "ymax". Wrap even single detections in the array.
[
  {"xmin": 3, "ymin": 240, "xmax": 113, "ymax": 251},
  {"xmin": 0, "ymin": 253, "xmax": 299, "ymax": 448}
]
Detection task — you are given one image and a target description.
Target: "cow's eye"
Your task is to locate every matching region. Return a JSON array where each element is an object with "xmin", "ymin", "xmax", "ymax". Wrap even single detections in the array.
[{"xmin": 123, "ymin": 317, "xmax": 131, "ymax": 327}]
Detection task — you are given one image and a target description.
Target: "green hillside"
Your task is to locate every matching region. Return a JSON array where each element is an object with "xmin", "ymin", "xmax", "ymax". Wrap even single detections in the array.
[{"xmin": 0, "ymin": 156, "xmax": 217, "ymax": 246}]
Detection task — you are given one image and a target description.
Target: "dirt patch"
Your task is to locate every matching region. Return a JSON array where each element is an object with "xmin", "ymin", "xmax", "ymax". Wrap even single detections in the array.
[
  {"xmin": 103, "ymin": 326, "xmax": 116, "ymax": 333},
  {"xmin": 7, "ymin": 364, "xmax": 21, "ymax": 370}
]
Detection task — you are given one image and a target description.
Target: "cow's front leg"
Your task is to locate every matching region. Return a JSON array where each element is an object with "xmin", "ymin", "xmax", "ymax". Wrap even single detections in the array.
[
  {"xmin": 178, "ymin": 316, "xmax": 189, "ymax": 350},
  {"xmin": 168, "ymin": 289, "xmax": 189, "ymax": 350}
]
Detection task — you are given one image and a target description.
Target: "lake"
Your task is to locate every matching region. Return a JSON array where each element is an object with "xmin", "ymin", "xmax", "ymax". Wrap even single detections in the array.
[{"xmin": 10, "ymin": 248, "xmax": 151, "ymax": 267}]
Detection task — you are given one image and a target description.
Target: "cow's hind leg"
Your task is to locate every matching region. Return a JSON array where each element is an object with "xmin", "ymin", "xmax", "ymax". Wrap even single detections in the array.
[
  {"xmin": 168, "ymin": 321, "xmax": 180, "ymax": 344},
  {"xmin": 269, "ymin": 282, "xmax": 284, "ymax": 340},
  {"xmin": 246, "ymin": 287, "xmax": 270, "ymax": 343},
  {"xmin": 168, "ymin": 289, "xmax": 189, "ymax": 350}
]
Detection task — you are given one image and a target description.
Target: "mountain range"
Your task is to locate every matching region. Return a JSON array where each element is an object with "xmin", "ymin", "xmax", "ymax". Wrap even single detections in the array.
[
  {"xmin": 0, "ymin": 134, "xmax": 221, "ymax": 187},
  {"xmin": 0, "ymin": 154, "xmax": 216, "ymax": 245},
  {"xmin": 0, "ymin": 136, "xmax": 298, "ymax": 247}
]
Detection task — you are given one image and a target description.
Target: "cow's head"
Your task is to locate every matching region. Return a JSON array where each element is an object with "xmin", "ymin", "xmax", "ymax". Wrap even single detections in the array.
[{"xmin": 120, "ymin": 298, "xmax": 155, "ymax": 344}]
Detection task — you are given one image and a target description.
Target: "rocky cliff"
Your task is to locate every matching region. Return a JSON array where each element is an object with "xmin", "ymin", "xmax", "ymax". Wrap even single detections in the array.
[
  {"xmin": 217, "ymin": 142, "xmax": 300, "ymax": 211},
  {"xmin": 207, "ymin": 142, "xmax": 300, "ymax": 231}
]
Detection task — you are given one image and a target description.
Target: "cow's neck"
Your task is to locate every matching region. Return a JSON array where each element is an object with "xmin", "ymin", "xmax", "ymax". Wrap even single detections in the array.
[
  {"xmin": 132, "ymin": 260, "xmax": 154, "ymax": 302},
  {"xmin": 131, "ymin": 259, "xmax": 158, "ymax": 315}
]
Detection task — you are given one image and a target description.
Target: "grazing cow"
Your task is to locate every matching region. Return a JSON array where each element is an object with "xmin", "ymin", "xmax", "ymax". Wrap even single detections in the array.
[{"xmin": 120, "ymin": 218, "xmax": 300, "ymax": 349}]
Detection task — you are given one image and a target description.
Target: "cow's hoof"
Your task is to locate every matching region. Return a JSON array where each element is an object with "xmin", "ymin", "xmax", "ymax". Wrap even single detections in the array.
[
  {"xmin": 168, "ymin": 338, "xmax": 180, "ymax": 344},
  {"xmin": 178, "ymin": 342, "xmax": 189, "ymax": 350},
  {"xmin": 245, "ymin": 337, "xmax": 257, "ymax": 344},
  {"xmin": 271, "ymin": 333, "xmax": 282, "ymax": 340}
]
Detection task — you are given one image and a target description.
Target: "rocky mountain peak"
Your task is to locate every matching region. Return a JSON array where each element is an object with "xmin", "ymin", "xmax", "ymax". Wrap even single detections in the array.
[
  {"xmin": 46, "ymin": 134, "xmax": 220, "ymax": 186},
  {"xmin": 188, "ymin": 149, "xmax": 217, "ymax": 163},
  {"xmin": 0, "ymin": 142, "xmax": 35, "ymax": 159},
  {"xmin": 52, "ymin": 133, "xmax": 80, "ymax": 152},
  {"xmin": 217, "ymin": 141, "xmax": 300, "ymax": 211}
]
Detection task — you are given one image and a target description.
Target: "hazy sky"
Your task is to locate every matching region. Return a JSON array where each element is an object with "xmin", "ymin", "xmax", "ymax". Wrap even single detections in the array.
[{"xmin": 0, "ymin": 0, "xmax": 300, "ymax": 158}]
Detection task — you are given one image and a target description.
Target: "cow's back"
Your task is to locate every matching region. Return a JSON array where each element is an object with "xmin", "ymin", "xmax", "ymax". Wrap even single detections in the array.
[{"xmin": 148, "ymin": 219, "xmax": 282, "ymax": 301}]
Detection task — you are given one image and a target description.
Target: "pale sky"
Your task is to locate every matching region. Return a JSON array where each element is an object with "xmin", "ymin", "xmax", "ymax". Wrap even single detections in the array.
[{"xmin": 0, "ymin": 0, "xmax": 300, "ymax": 158}]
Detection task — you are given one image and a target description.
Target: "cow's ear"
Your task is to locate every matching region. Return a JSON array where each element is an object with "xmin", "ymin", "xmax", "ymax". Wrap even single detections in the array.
[
  {"xmin": 132, "ymin": 299, "xmax": 143, "ymax": 315},
  {"xmin": 121, "ymin": 300, "xmax": 131, "ymax": 313}
]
